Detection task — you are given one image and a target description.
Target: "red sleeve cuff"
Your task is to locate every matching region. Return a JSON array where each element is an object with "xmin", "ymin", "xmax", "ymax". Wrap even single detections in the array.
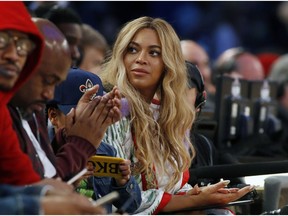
[{"xmin": 153, "ymin": 192, "xmax": 172, "ymax": 215}]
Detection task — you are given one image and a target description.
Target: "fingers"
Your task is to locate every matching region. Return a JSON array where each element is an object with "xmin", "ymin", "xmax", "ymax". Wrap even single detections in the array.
[
  {"xmin": 89, "ymin": 205, "xmax": 107, "ymax": 215},
  {"xmin": 65, "ymin": 108, "xmax": 75, "ymax": 135},
  {"xmin": 216, "ymin": 185, "xmax": 254, "ymax": 204},
  {"xmin": 119, "ymin": 159, "xmax": 131, "ymax": 167},
  {"xmin": 78, "ymin": 85, "xmax": 100, "ymax": 104},
  {"xmin": 80, "ymin": 86, "xmax": 121, "ymax": 126},
  {"xmin": 187, "ymin": 184, "xmax": 201, "ymax": 195},
  {"xmin": 74, "ymin": 86, "xmax": 100, "ymax": 120},
  {"xmin": 105, "ymin": 86, "xmax": 121, "ymax": 105},
  {"xmin": 119, "ymin": 169, "xmax": 130, "ymax": 179},
  {"xmin": 65, "ymin": 97, "xmax": 101, "ymax": 139},
  {"xmin": 119, "ymin": 160, "xmax": 131, "ymax": 176},
  {"xmin": 66, "ymin": 86, "xmax": 122, "ymax": 146},
  {"xmin": 90, "ymin": 95, "xmax": 112, "ymax": 125},
  {"xmin": 116, "ymin": 160, "xmax": 131, "ymax": 186},
  {"xmin": 37, "ymin": 178, "xmax": 74, "ymax": 194},
  {"xmin": 55, "ymin": 177, "xmax": 62, "ymax": 181},
  {"xmin": 66, "ymin": 108, "xmax": 75, "ymax": 124},
  {"xmin": 82, "ymin": 170, "xmax": 94, "ymax": 177},
  {"xmin": 205, "ymin": 180, "xmax": 230, "ymax": 193},
  {"xmin": 218, "ymin": 180, "xmax": 230, "ymax": 187},
  {"xmin": 217, "ymin": 184, "xmax": 254, "ymax": 195},
  {"xmin": 193, "ymin": 182, "xmax": 255, "ymax": 207},
  {"xmin": 104, "ymin": 106, "xmax": 121, "ymax": 125},
  {"xmin": 236, "ymin": 185, "xmax": 255, "ymax": 197},
  {"xmin": 109, "ymin": 88, "xmax": 122, "ymax": 123},
  {"xmin": 112, "ymin": 97, "xmax": 121, "ymax": 110},
  {"xmin": 112, "ymin": 107, "xmax": 122, "ymax": 123},
  {"xmin": 91, "ymin": 90, "xmax": 122, "ymax": 126},
  {"xmin": 112, "ymin": 86, "xmax": 121, "ymax": 100},
  {"xmin": 217, "ymin": 188, "xmax": 239, "ymax": 194},
  {"xmin": 80, "ymin": 96, "xmax": 102, "ymax": 118},
  {"xmin": 104, "ymin": 88, "xmax": 116, "ymax": 101}
]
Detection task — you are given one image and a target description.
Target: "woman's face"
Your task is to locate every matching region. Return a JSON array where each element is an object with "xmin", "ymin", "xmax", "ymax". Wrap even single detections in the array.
[{"xmin": 124, "ymin": 28, "xmax": 164, "ymax": 101}]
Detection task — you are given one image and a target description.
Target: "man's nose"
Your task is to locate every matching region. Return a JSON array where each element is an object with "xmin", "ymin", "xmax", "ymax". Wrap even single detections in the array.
[
  {"xmin": 2, "ymin": 42, "xmax": 21, "ymax": 61},
  {"xmin": 42, "ymin": 87, "xmax": 55, "ymax": 101}
]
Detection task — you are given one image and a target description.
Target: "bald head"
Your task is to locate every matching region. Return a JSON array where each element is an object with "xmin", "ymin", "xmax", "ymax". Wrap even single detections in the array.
[
  {"xmin": 32, "ymin": 18, "xmax": 71, "ymax": 71},
  {"xmin": 214, "ymin": 48, "xmax": 264, "ymax": 81},
  {"xmin": 269, "ymin": 54, "xmax": 288, "ymax": 83},
  {"xmin": 181, "ymin": 40, "xmax": 208, "ymax": 63},
  {"xmin": 181, "ymin": 40, "xmax": 214, "ymax": 94},
  {"xmin": 236, "ymin": 53, "xmax": 264, "ymax": 80},
  {"xmin": 10, "ymin": 18, "xmax": 71, "ymax": 115}
]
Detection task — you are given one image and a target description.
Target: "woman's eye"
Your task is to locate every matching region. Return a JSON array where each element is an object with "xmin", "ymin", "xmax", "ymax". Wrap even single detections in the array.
[
  {"xmin": 127, "ymin": 46, "xmax": 137, "ymax": 53},
  {"xmin": 150, "ymin": 50, "xmax": 161, "ymax": 57}
]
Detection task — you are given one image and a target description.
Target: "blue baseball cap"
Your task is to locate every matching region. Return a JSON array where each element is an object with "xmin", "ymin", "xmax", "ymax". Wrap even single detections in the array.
[{"xmin": 52, "ymin": 67, "xmax": 104, "ymax": 115}]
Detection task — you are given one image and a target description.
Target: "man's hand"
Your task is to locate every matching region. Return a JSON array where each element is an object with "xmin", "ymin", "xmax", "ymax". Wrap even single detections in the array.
[
  {"xmin": 65, "ymin": 86, "xmax": 122, "ymax": 149},
  {"xmin": 33, "ymin": 178, "xmax": 73, "ymax": 194},
  {"xmin": 41, "ymin": 190, "xmax": 106, "ymax": 214}
]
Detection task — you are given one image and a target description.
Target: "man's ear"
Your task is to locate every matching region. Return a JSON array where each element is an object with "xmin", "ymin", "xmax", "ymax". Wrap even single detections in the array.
[{"xmin": 47, "ymin": 107, "xmax": 59, "ymax": 127}]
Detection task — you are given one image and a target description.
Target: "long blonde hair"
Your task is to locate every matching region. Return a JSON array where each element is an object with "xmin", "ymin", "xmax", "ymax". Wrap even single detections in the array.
[{"xmin": 100, "ymin": 16, "xmax": 195, "ymax": 191}]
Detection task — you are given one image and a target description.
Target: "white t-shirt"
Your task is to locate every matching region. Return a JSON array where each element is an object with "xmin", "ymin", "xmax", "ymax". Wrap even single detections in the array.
[{"xmin": 21, "ymin": 119, "xmax": 56, "ymax": 178}]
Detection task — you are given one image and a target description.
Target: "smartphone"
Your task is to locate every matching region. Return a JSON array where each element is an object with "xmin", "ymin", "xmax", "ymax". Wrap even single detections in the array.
[{"xmin": 88, "ymin": 155, "xmax": 125, "ymax": 178}]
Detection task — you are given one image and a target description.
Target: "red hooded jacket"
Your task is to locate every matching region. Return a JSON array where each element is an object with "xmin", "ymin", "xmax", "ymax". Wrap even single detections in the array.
[{"xmin": 0, "ymin": 2, "xmax": 44, "ymax": 185}]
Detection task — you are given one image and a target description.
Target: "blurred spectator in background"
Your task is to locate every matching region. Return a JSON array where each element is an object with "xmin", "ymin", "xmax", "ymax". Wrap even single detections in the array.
[
  {"xmin": 78, "ymin": 24, "xmax": 109, "ymax": 75},
  {"xmin": 181, "ymin": 40, "xmax": 215, "ymax": 112},
  {"xmin": 34, "ymin": 4, "xmax": 83, "ymax": 67},
  {"xmin": 213, "ymin": 47, "xmax": 265, "ymax": 81},
  {"xmin": 25, "ymin": 1, "xmax": 287, "ymax": 62},
  {"xmin": 277, "ymin": 81, "xmax": 288, "ymax": 112},
  {"xmin": 275, "ymin": 80, "xmax": 288, "ymax": 152},
  {"xmin": 268, "ymin": 54, "xmax": 288, "ymax": 83},
  {"xmin": 277, "ymin": 2, "xmax": 288, "ymax": 34},
  {"xmin": 268, "ymin": 56, "xmax": 288, "ymax": 153}
]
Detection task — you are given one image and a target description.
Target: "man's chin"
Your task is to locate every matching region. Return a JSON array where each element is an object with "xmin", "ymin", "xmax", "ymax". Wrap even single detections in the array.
[
  {"xmin": 21, "ymin": 110, "xmax": 34, "ymax": 120},
  {"xmin": 0, "ymin": 83, "xmax": 14, "ymax": 92},
  {"xmin": 31, "ymin": 103, "xmax": 46, "ymax": 113},
  {"xmin": 20, "ymin": 107, "xmax": 38, "ymax": 120},
  {"xmin": 19, "ymin": 104, "xmax": 46, "ymax": 120},
  {"xmin": 0, "ymin": 75, "xmax": 18, "ymax": 91}
]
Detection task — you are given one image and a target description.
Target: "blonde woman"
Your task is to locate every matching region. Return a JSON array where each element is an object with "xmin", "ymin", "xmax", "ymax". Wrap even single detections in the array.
[{"xmin": 100, "ymin": 16, "xmax": 253, "ymax": 214}]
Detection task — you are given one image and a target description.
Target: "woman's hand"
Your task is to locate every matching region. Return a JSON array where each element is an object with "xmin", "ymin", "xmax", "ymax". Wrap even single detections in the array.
[
  {"xmin": 187, "ymin": 181, "xmax": 254, "ymax": 207},
  {"xmin": 162, "ymin": 181, "xmax": 254, "ymax": 213},
  {"xmin": 115, "ymin": 159, "xmax": 131, "ymax": 186}
]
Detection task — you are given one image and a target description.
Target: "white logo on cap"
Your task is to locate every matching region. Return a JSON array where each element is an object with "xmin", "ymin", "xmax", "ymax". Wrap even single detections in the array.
[{"xmin": 79, "ymin": 79, "xmax": 94, "ymax": 93}]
